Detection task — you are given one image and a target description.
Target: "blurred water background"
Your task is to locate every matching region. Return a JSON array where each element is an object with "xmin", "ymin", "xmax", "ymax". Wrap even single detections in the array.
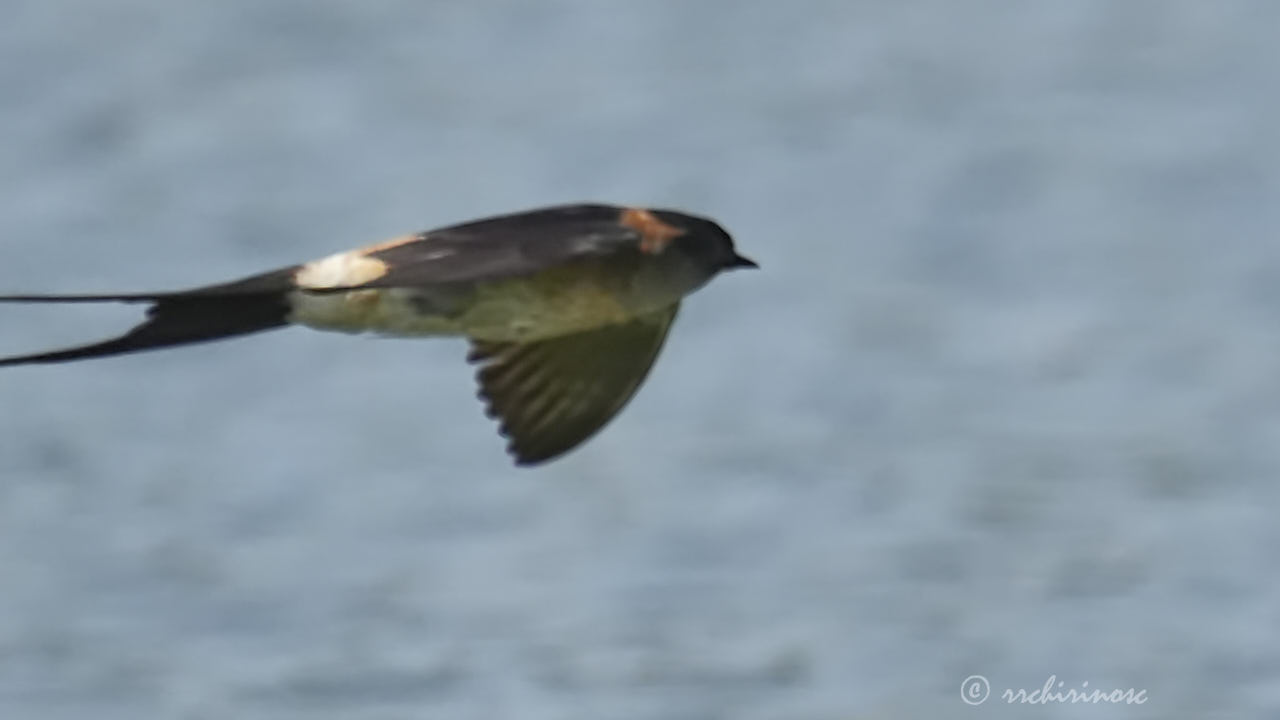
[{"xmin": 2, "ymin": 1, "xmax": 1279, "ymax": 718}]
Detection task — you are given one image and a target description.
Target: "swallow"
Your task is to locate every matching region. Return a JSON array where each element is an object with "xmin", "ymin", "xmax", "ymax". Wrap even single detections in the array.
[{"xmin": 0, "ymin": 204, "xmax": 756, "ymax": 465}]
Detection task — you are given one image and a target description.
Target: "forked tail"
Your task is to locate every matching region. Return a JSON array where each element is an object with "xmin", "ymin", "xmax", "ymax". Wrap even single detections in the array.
[{"xmin": 0, "ymin": 290, "xmax": 291, "ymax": 367}]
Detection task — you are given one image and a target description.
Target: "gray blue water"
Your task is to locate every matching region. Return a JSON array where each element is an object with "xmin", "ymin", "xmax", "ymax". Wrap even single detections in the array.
[{"xmin": 3, "ymin": 1, "xmax": 1279, "ymax": 718}]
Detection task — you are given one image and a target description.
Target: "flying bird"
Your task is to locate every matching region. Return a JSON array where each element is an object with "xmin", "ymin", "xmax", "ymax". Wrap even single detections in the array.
[{"xmin": 0, "ymin": 204, "xmax": 756, "ymax": 465}]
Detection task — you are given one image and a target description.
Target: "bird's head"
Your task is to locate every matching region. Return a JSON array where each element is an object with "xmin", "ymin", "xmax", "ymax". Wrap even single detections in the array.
[{"xmin": 652, "ymin": 209, "xmax": 757, "ymax": 276}]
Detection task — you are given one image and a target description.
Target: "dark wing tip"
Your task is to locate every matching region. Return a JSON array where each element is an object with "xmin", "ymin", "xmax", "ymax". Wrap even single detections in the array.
[{"xmin": 509, "ymin": 444, "xmax": 565, "ymax": 467}]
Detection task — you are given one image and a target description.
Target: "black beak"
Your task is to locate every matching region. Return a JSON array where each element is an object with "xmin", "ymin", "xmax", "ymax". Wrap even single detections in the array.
[{"xmin": 728, "ymin": 254, "xmax": 758, "ymax": 270}]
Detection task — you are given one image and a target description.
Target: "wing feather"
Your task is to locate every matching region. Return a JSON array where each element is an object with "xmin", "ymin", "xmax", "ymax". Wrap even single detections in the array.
[{"xmin": 468, "ymin": 305, "xmax": 679, "ymax": 465}]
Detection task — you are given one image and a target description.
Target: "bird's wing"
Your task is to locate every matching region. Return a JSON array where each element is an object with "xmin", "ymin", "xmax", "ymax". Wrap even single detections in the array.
[
  {"xmin": 300, "ymin": 204, "xmax": 677, "ymax": 292},
  {"xmin": 467, "ymin": 304, "xmax": 679, "ymax": 465}
]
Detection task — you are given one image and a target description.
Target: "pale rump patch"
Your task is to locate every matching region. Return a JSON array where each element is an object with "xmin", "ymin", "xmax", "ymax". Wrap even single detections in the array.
[
  {"xmin": 293, "ymin": 250, "xmax": 389, "ymax": 289},
  {"xmin": 619, "ymin": 208, "xmax": 685, "ymax": 254}
]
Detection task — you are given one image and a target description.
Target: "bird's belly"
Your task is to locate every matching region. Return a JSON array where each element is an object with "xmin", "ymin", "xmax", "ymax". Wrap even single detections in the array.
[
  {"xmin": 456, "ymin": 275, "xmax": 634, "ymax": 341},
  {"xmin": 286, "ymin": 274, "xmax": 637, "ymax": 342},
  {"xmin": 286, "ymin": 288, "xmax": 464, "ymax": 336}
]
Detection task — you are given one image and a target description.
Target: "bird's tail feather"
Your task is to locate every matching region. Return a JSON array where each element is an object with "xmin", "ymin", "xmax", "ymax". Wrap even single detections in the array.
[
  {"xmin": 0, "ymin": 291, "xmax": 291, "ymax": 367},
  {"xmin": 0, "ymin": 293, "xmax": 170, "ymax": 303}
]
